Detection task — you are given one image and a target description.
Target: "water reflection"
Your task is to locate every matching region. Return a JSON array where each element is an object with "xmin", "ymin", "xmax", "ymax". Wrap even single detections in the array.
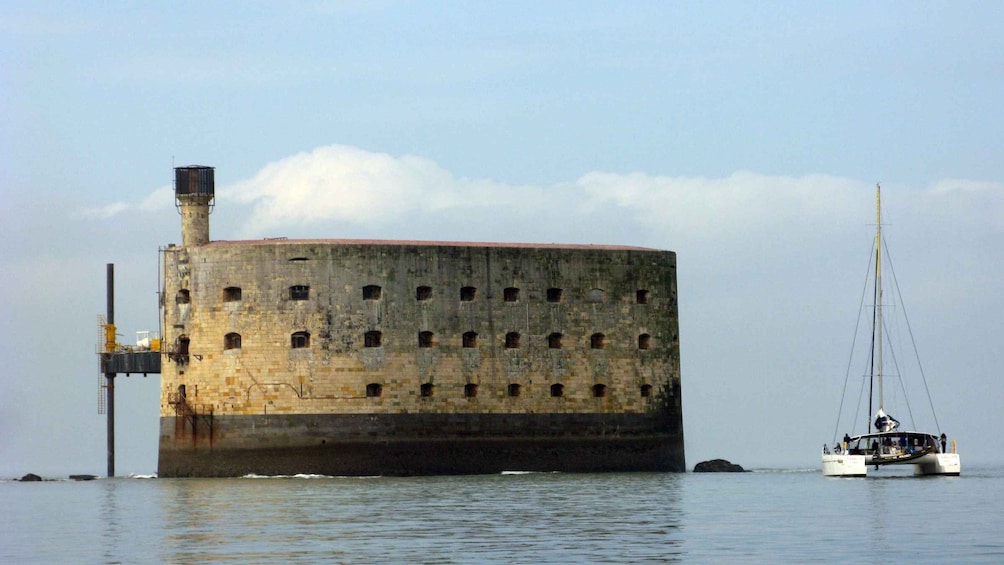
[
  {"xmin": 7, "ymin": 469, "xmax": 999, "ymax": 563},
  {"xmin": 99, "ymin": 480, "xmax": 122, "ymax": 563},
  {"xmin": 153, "ymin": 472, "xmax": 686, "ymax": 563}
]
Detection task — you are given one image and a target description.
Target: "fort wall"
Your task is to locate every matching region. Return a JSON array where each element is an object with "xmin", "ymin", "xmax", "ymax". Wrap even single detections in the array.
[
  {"xmin": 160, "ymin": 240, "xmax": 681, "ymax": 421},
  {"xmin": 158, "ymin": 165, "xmax": 683, "ymax": 475}
]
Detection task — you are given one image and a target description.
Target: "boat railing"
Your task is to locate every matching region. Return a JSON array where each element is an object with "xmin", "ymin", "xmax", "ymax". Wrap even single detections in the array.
[{"xmin": 828, "ymin": 434, "xmax": 951, "ymax": 457}]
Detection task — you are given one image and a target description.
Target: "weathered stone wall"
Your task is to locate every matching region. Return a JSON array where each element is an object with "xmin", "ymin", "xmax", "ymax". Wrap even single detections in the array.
[
  {"xmin": 178, "ymin": 199, "xmax": 211, "ymax": 247},
  {"xmin": 158, "ymin": 413, "xmax": 683, "ymax": 476},
  {"xmin": 160, "ymin": 240, "xmax": 681, "ymax": 421}
]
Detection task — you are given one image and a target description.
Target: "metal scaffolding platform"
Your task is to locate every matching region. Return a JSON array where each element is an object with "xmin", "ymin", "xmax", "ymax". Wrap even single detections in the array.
[{"xmin": 99, "ymin": 350, "xmax": 162, "ymax": 375}]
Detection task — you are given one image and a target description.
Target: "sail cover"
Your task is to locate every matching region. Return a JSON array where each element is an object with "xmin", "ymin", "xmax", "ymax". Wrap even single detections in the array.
[{"xmin": 874, "ymin": 409, "xmax": 900, "ymax": 432}]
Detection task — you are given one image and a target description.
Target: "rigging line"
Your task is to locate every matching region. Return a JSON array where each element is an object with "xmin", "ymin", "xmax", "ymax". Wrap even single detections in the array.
[
  {"xmin": 883, "ymin": 236, "xmax": 942, "ymax": 434},
  {"xmin": 878, "ymin": 234, "xmax": 916, "ymax": 428},
  {"xmin": 852, "ymin": 363, "xmax": 867, "ymax": 436},
  {"xmin": 881, "ymin": 308, "xmax": 918, "ymax": 430},
  {"xmin": 868, "ymin": 235, "xmax": 879, "ymax": 432},
  {"xmin": 832, "ymin": 244, "xmax": 877, "ymax": 442}
]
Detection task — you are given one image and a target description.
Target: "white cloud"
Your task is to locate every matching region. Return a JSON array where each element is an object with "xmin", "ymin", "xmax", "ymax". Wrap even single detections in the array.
[
  {"xmin": 224, "ymin": 145, "xmax": 504, "ymax": 236},
  {"xmin": 918, "ymin": 178, "xmax": 1004, "ymax": 233},
  {"xmin": 81, "ymin": 145, "xmax": 1004, "ymax": 259},
  {"xmin": 929, "ymin": 178, "xmax": 1004, "ymax": 194},
  {"xmin": 574, "ymin": 170, "xmax": 864, "ymax": 241},
  {"xmin": 78, "ymin": 201, "xmax": 129, "ymax": 220},
  {"xmin": 79, "ymin": 145, "xmax": 1004, "ymax": 256},
  {"xmin": 220, "ymin": 145, "xmax": 881, "ymax": 246},
  {"xmin": 77, "ymin": 185, "xmax": 173, "ymax": 220},
  {"xmin": 137, "ymin": 185, "xmax": 176, "ymax": 212}
]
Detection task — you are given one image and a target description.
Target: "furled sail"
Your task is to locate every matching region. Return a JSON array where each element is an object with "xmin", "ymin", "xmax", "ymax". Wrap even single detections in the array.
[{"xmin": 874, "ymin": 409, "xmax": 900, "ymax": 432}]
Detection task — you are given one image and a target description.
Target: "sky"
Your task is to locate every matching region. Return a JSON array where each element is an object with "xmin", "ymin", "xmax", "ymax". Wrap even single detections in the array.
[{"xmin": 2, "ymin": 2, "xmax": 1002, "ymax": 477}]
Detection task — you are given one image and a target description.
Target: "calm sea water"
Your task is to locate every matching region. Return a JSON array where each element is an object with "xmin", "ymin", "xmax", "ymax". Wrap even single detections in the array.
[{"xmin": 3, "ymin": 465, "xmax": 1003, "ymax": 564}]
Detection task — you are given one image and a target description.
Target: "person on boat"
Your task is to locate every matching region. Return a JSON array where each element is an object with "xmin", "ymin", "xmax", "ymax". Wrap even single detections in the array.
[
  {"xmin": 870, "ymin": 439, "xmax": 878, "ymax": 455},
  {"xmin": 940, "ymin": 433, "xmax": 947, "ymax": 453},
  {"xmin": 843, "ymin": 433, "xmax": 851, "ymax": 449},
  {"xmin": 823, "ymin": 444, "xmax": 830, "ymax": 455}
]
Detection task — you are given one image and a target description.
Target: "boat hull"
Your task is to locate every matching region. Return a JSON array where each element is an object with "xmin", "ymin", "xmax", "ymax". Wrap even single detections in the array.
[
  {"xmin": 822, "ymin": 451, "xmax": 961, "ymax": 477},
  {"xmin": 913, "ymin": 453, "xmax": 961, "ymax": 476},
  {"xmin": 822, "ymin": 453, "xmax": 867, "ymax": 477}
]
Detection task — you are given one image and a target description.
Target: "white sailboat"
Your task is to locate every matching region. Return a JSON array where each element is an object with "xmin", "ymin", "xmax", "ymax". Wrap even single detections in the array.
[{"xmin": 822, "ymin": 185, "xmax": 960, "ymax": 477}]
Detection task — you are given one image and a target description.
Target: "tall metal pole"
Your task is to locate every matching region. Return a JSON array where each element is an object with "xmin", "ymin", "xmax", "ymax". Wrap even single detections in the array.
[
  {"xmin": 875, "ymin": 185, "xmax": 884, "ymax": 415},
  {"xmin": 106, "ymin": 263, "xmax": 115, "ymax": 477}
]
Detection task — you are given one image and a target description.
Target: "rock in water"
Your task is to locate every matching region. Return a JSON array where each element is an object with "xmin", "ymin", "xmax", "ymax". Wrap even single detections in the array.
[
  {"xmin": 693, "ymin": 459, "xmax": 745, "ymax": 472},
  {"xmin": 19, "ymin": 473, "xmax": 43, "ymax": 482}
]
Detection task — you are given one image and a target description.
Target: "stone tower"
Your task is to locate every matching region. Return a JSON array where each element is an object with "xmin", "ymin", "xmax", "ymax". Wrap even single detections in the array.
[
  {"xmin": 174, "ymin": 165, "xmax": 214, "ymax": 246},
  {"xmin": 158, "ymin": 165, "xmax": 685, "ymax": 477}
]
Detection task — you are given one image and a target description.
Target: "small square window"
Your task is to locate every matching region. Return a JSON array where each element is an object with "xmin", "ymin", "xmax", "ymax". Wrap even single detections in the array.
[
  {"xmin": 291, "ymin": 331, "xmax": 310, "ymax": 349},
  {"xmin": 419, "ymin": 331, "xmax": 434, "ymax": 348},
  {"xmin": 416, "ymin": 286, "xmax": 433, "ymax": 301},
  {"xmin": 460, "ymin": 286, "xmax": 477, "ymax": 301},
  {"xmin": 463, "ymin": 331, "xmax": 478, "ymax": 348},
  {"xmin": 638, "ymin": 334, "xmax": 651, "ymax": 350},
  {"xmin": 505, "ymin": 332, "xmax": 520, "ymax": 349},
  {"xmin": 290, "ymin": 285, "xmax": 310, "ymax": 301},
  {"xmin": 546, "ymin": 288, "xmax": 563, "ymax": 303},
  {"xmin": 591, "ymin": 333, "xmax": 607, "ymax": 349},
  {"xmin": 224, "ymin": 332, "xmax": 241, "ymax": 350},
  {"xmin": 504, "ymin": 287, "xmax": 519, "ymax": 302},
  {"xmin": 548, "ymin": 333, "xmax": 563, "ymax": 349}
]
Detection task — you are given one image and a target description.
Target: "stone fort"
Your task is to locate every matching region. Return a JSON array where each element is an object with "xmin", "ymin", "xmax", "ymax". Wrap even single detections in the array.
[{"xmin": 159, "ymin": 165, "xmax": 684, "ymax": 476}]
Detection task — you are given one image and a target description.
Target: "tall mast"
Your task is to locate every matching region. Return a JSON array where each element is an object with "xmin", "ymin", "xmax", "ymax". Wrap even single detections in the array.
[{"xmin": 875, "ymin": 184, "xmax": 884, "ymax": 414}]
